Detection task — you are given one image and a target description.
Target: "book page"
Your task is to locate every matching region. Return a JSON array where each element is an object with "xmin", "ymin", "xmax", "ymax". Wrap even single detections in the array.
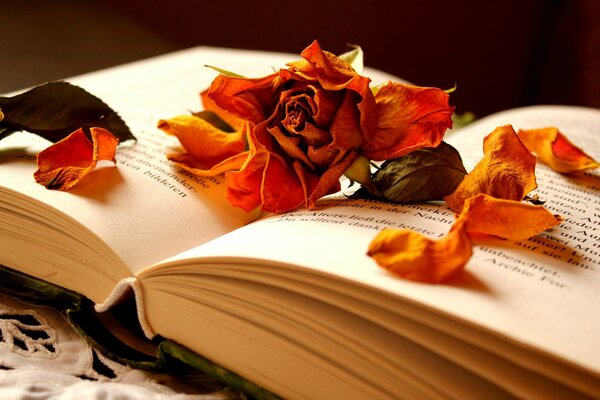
[{"xmin": 147, "ymin": 105, "xmax": 600, "ymax": 382}]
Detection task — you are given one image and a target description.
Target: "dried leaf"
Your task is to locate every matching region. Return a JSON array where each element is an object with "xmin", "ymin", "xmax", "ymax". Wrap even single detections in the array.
[
  {"xmin": 0, "ymin": 81, "xmax": 134, "ymax": 143},
  {"xmin": 444, "ymin": 125, "xmax": 537, "ymax": 213},
  {"xmin": 460, "ymin": 194, "xmax": 562, "ymax": 240},
  {"xmin": 367, "ymin": 221, "xmax": 472, "ymax": 283},
  {"xmin": 34, "ymin": 127, "xmax": 118, "ymax": 190},
  {"xmin": 369, "ymin": 142, "xmax": 467, "ymax": 202},
  {"xmin": 518, "ymin": 127, "xmax": 599, "ymax": 173}
]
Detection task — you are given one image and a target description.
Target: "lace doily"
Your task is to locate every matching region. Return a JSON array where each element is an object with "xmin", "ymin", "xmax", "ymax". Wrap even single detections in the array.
[{"xmin": 0, "ymin": 293, "xmax": 241, "ymax": 399}]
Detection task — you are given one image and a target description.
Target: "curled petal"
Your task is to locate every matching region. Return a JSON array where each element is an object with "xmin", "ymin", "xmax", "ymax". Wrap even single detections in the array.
[
  {"xmin": 362, "ymin": 82, "xmax": 454, "ymax": 161},
  {"xmin": 518, "ymin": 127, "xmax": 599, "ymax": 173},
  {"xmin": 460, "ymin": 194, "xmax": 562, "ymax": 240},
  {"xmin": 287, "ymin": 40, "xmax": 361, "ymax": 89},
  {"xmin": 444, "ymin": 125, "xmax": 537, "ymax": 213},
  {"xmin": 208, "ymin": 73, "xmax": 279, "ymax": 125},
  {"xmin": 200, "ymin": 89, "xmax": 245, "ymax": 131},
  {"xmin": 34, "ymin": 127, "xmax": 118, "ymax": 190},
  {"xmin": 225, "ymin": 152, "xmax": 269, "ymax": 212},
  {"xmin": 367, "ymin": 223, "xmax": 472, "ymax": 283},
  {"xmin": 157, "ymin": 115, "xmax": 246, "ymax": 167}
]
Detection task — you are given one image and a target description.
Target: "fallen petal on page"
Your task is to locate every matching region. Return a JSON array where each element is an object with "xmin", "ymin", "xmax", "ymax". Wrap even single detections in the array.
[
  {"xmin": 367, "ymin": 223, "xmax": 472, "ymax": 283},
  {"xmin": 518, "ymin": 127, "xmax": 599, "ymax": 173},
  {"xmin": 461, "ymin": 194, "xmax": 562, "ymax": 240},
  {"xmin": 444, "ymin": 125, "xmax": 537, "ymax": 213},
  {"xmin": 34, "ymin": 127, "xmax": 118, "ymax": 190}
]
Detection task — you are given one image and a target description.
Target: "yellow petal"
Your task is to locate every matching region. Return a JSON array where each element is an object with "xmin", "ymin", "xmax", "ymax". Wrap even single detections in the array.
[
  {"xmin": 445, "ymin": 125, "xmax": 537, "ymax": 213},
  {"xmin": 518, "ymin": 127, "xmax": 599, "ymax": 173},
  {"xmin": 157, "ymin": 115, "xmax": 246, "ymax": 167},
  {"xmin": 367, "ymin": 224, "xmax": 472, "ymax": 283},
  {"xmin": 460, "ymin": 194, "xmax": 562, "ymax": 240}
]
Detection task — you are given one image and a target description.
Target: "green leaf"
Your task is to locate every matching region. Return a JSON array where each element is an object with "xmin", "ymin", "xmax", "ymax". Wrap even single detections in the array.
[
  {"xmin": 0, "ymin": 81, "xmax": 135, "ymax": 143},
  {"xmin": 205, "ymin": 65, "xmax": 246, "ymax": 78},
  {"xmin": 191, "ymin": 110, "xmax": 235, "ymax": 133},
  {"xmin": 338, "ymin": 44, "xmax": 364, "ymax": 74},
  {"xmin": 368, "ymin": 142, "xmax": 467, "ymax": 203}
]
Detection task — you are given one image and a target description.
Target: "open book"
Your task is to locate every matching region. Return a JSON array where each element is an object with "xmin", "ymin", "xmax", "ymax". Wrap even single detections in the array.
[{"xmin": 1, "ymin": 46, "xmax": 599, "ymax": 400}]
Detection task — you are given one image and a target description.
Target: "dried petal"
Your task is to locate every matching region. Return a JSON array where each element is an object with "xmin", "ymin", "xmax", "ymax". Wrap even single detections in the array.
[
  {"xmin": 362, "ymin": 82, "xmax": 454, "ymax": 161},
  {"xmin": 518, "ymin": 127, "xmax": 599, "ymax": 173},
  {"xmin": 200, "ymin": 89, "xmax": 245, "ymax": 131},
  {"xmin": 445, "ymin": 125, "xmax": 537, "ymax": 213},
  {"xmin": 34, "ymin": 127, "xmax": 118, "ymax": 190},
  {"xmin": 157, "ymin": 115, "xmax": 246, "ymax": 167},
  {"xmin": 367, "ymin": 222, "xmax": 472, "ymax": 283},
  {"xmin": 460, "ymin": 194, "xmax": 562, "ymax": 240}
]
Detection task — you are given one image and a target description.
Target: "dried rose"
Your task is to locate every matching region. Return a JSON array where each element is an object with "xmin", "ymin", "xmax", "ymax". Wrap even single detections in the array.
[{"xmin": 160, "ymin": 40, "xmax": 454, "ymax": 213}]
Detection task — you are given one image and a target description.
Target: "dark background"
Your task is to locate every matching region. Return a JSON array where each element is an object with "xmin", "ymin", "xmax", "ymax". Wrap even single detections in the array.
[{"xmin": 2, "ymin": 0, "xmax": 599, "ymax": 118}]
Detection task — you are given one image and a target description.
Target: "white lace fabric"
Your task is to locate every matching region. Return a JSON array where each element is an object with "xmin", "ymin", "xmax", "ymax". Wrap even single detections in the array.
[{"xmin": 0, "ymin": 293, "xmax": 240, "ymax": 400}]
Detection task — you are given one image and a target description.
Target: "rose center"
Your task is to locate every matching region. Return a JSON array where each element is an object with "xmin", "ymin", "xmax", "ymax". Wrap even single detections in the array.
[{"xmin": 282, "ymin": 97, "xmax": 310, "ymax": 133}]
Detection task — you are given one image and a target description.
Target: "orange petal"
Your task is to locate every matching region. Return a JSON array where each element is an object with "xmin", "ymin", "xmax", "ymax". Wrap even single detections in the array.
[
  {"xmin": 460, "ymin": 194, "xmax": 562, "ymax": 240},
  {"xmin": 444, "ymin": 125, "xmax": 537, "ymax": 213},
  {"xmin": 518, "ymin": 127, "xmax": 599, "ymax": 173},
  {"xmin": 367, "ymin": 223, "xmax": 472, "ymax": 283},
  {"xmin": 287, "ymin": 40, "xmax": 360, "ymax": 90},
  {"xmin": 34, "ymin": 127, "xmax": 118, "ymax": 190},
  {"xmin": 157, "ymin": 115, "xmax": 246, "ymax": 167},
  {"xmin": 259, "ymin": 154, "xmax": 308, "ymax": 213},
  {"xmin": 207, "ymin": 73, "xmax": 279, "ymax": 125},
  {"xmin": 362, "ymin": 82, "xmax": 454, "ymax": 161},
  {"xmin": 200, "ymin": 89, "xmax": 245, "ymax": 131},
  {"xmin": 225, "ymin": 152, "xmax": 269, "ymax": 212}
]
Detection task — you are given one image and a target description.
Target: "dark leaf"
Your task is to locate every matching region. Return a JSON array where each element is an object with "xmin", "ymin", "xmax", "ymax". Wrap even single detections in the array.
[
  {"xmin": 191, "ymin": 110, "xmax": 235, "ymax": 133},
  {"xmin": 0, "ymin": 81, "xmax": 135, "ymax": 143},
  {"xmin": 369, "ymin": 142, "xmax": 467, "ymax": 203}
]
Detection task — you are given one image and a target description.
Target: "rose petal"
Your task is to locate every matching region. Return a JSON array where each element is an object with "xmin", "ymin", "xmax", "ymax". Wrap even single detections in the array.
[
  {"xmin": 444, "ymin": 125, "xmax": 537, "ymax": 213},
  {"xmin": 208, "ymin": 73, "xmax": 279, "ymax": 125},
  {"xmin": 518, "ymin": 127, "xmax": 599, "ymax": 173},
  {"xmin": 260, "ymin": 155, "xmax": 308, "ymax": 213},
  {"xmin": 361, "ymin": 82, "xmax": 454, "ymax": 161},
  {"xmin": 200, "ymin": 89, "xmax": 245, "ymax": 131},
  {"xmin": 329, "ymin": 90, "xmax": 364, "ymax": 151},
  {"xmin": 367, "ymin": 222, "xmax": 472, "ymax": 283},
  {"xmin": 225, "ymin": 152, "xmax": 268, "ymax": 212},
  {"xmin": 460, "ymin": 194, "xmax": 562, "ymax": 240},
  {"xmin": 34, "ymin": 127, "xmax": 118, "ymax": 190},
  {"xmin": 157, "ymin": 115, "xmax": 246, "ymax": 167}
]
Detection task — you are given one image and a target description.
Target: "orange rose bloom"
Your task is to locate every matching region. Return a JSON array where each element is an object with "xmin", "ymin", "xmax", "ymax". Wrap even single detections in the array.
[{"xmin": 160, "ymin": 41, "xmax": 454, "ymax": 213}]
